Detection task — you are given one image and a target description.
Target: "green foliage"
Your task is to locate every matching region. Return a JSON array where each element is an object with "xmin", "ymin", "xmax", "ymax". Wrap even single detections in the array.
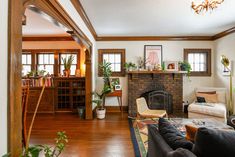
[
  {"xmin": 62, "ymin": 55, "xmax": 75, "ymax": 70},
  {"xmin": 99, "ymin": 60, "xmax": 112, "ymax": 87},
  {"xmin": 92, "ymin": 85, "xmax": 111, "ymax": 109},
  {"xmin": 22, "ymin": 131, "xmax": 68, "ymax": 157},
  {"xmin": 221, "ymin": 55, "xmax": 230, "ymax": 70},
  {"xmin": 179, "ymin": 61, "xmax": 192, "ymax": 76},
  {"xmin": 124, "ymin": 62, "xmax": 136, "ymax": 70},
  {"xmin": 2, "ymin": 153, "xmax": 10, "ymax": 157}
]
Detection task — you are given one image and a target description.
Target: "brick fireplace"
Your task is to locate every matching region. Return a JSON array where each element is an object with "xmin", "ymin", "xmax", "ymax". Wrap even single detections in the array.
[{"xmin": 128, "ymin": 72, "xmax": 183, "ymax": 117}]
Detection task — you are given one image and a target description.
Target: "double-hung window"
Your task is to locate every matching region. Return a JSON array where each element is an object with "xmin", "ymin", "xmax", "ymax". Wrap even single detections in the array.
[
  {"xmin": 37, "ymin": 53, "xmax": 54, "ymax": 74},
  {"xmin": 184, "ymin": 49, "xmax": 211, "ymax": 76},
  {"xmin": 98, "ymin": 49, "xmax": 125, "ymax": 77},
  {"xmin": 60, "ymin": 53, "xmax": 77, "ymax": 75},
  {"xmin": 22, "ymin": 53, "xmax": 32, "ymax": 76}
]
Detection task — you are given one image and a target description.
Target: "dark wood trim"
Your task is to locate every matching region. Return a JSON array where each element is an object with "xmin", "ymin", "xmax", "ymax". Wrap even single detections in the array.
[
  {"xmin": 85, "ymin": 49, "xmax": 92, "ymax": 119},
  {"xmin": 22, "ymin": 36, "xmax": 74, "ymax": 41},
  {"xmin": 184, "ymin": 49, "xmax": 212, "ymax": 77},
  {"xmin": 8, "ymin": 0, "xmax": 22, "ymax": 155},
  {"xmin": 212, "ymin": 27, "xmax": 235, "ymax": 40},
  {"xmin": 98, "ymin": 49, "xmax": 126, "ymax": 77},
  {"xmin": 96, "ymin": 36, "xmax": 214, "ymax": 41},
  {"xmin": 70, "ymin": 0, "xmax": 97, "ymax": 39}
]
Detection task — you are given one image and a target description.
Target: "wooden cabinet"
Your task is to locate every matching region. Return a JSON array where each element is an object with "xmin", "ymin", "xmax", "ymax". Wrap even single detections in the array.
[
  {"xmin": 54, "ymin": 77, "xmax": 85, "ymax": 112},
  {"xmin": 27, "ymin": 87, "xmax": 55, "ymax": 113}
]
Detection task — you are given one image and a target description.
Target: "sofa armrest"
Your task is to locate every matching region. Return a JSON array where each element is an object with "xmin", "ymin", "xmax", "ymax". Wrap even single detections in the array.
[
  {"xmin": 147, "ymin": 124, "xmax": 173, "ymax": 157},
  {"xmin": 167, "ymin": 148, "xmax": 197, "ymax": 157}
]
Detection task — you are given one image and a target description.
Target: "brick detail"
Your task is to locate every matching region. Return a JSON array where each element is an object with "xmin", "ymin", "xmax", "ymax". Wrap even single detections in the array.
[{"xmin": 128, "ymin": 74, "xmax": 183, "ymax": 117}]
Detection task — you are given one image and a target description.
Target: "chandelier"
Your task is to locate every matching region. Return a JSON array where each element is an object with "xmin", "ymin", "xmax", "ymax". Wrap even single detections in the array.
[{"xmin": 191, "ymin": 0, "xmax": 224, "ymax": 14}]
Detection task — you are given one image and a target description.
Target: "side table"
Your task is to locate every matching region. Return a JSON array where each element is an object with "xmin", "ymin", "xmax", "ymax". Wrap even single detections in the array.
[{"xmin": 104, "ymin": 90, "xmax": 123, "ymax": 113}]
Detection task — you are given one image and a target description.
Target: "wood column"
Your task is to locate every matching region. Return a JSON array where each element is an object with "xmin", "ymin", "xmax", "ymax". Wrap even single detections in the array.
[
  {"xmin": 8, "ymin": 0, "xmax": 23, "ymax": 155},
  {"xmin": 85, "ymin": 49, "xmax": 92, "ymax": 119}
]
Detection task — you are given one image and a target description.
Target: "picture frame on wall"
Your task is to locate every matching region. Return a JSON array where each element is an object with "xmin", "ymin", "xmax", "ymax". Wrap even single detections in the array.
[
  {"xmin": 144, "ymin": 45, "xmax": 162, "ymax": 69},
  {"xmin": 164, "ymin": 61, "xmax": 179, "ymax": 71}
]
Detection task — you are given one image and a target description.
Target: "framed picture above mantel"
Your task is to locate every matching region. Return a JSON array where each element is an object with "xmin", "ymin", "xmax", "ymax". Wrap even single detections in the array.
[{"xmin": 144, "ymin": 45, "xmax": 162, "ymax": 69}]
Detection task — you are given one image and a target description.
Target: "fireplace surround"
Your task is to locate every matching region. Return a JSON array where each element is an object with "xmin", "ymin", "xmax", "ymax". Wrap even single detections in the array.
[{"xmin": 128, "ymin": 72, "xmax": 183, "ymax": 117}]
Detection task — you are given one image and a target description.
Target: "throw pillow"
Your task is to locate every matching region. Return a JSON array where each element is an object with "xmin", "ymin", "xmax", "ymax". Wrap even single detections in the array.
[
  {"xmin": 158, "ymin": 118, "xmax": 193, "ymax": 151},
  {"xmin": 193, "ymin": 127, "xmax": 235, "ymax": 157},
  {"xmin": 196, "ymin": 97, "xmax": 206, "ymax": 103},
  {"xmin": 185, "ymin": 125, "xmax": 198, "ymax": 142},
  {"xmin": 167, "ymin": 148, "xmax": 197, "ymax": 157},
  {"xmin": 196, "ymin": 93, "xmax": 218, "ymax": 103}
]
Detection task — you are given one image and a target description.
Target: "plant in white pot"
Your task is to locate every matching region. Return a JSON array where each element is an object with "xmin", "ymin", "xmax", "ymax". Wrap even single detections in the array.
[
  {"xmin": 92, "ymin": 85, "xmax": 111, "ymax": 119},
  {"xmin": 93, "ymin": 61, "xmax": 112, "ymax": 119}
]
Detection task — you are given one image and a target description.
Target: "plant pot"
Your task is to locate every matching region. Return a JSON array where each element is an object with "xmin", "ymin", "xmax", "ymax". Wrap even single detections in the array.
[
  {"xmin": 63, "ymin": 69, "xmax": 71, "ymax": 77},
  {"xmin": 96, "ymin": 108, "xmax": 106, "ymax": 119}
]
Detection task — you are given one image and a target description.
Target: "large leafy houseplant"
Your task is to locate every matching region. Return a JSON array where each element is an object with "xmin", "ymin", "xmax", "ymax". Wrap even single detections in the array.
[
  {"xmin": 93, "ymin": 61, "xmax": 112, "ymax": 119},
  {"xmin": 62, "ymin": 55, "xmax": 75, "ymax": 77}
]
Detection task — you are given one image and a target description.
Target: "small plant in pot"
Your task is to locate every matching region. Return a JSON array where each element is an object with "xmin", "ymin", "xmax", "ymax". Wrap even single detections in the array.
[
  {"xmin": 124, "ymin": 62, "xmax": 137, "ymax": 71},
  {"xmin": 179, "ymin": 61, "xmax": 192, "ymax": 76},
  {"xmin": 92, "ymin": 85, "xmax": 111, "ymax": 119},
  {"xmin": 62, "ymin": 55, "xmax": 75, "ymax": 77}
]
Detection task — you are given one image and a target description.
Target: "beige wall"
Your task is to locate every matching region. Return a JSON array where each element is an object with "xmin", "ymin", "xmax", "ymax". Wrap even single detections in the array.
[
  {"xmin": 23, "ymin": 41, "xmax": 86, "ymax": 76},
  {"xmin": 96, "ymin": 41, "xmax": 215, "ymax": 107},
  {"xmin": 0, "ymin": 0, "xmax": 8, "ymax": 155},
  {"xmin": 214, "ymin": 33, "xmax": 235, "ymax": 113}
]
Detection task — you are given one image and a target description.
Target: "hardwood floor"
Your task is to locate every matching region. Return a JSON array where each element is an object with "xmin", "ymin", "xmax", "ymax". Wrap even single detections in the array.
[{"xmin": 27, "ymin": 112, "xmax": 135, "ymax": 157}]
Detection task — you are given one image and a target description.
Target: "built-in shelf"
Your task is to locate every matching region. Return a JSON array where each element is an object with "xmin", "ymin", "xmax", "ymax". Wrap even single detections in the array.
[{"xmin": 127, "ymin": 70, "xmax": 188, "ymax": 80}]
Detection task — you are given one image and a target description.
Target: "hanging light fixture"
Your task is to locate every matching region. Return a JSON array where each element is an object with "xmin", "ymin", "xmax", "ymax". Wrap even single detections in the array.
[{"xmin": 192, "ymin": 0, "xmax": 224, "ymax": 14}]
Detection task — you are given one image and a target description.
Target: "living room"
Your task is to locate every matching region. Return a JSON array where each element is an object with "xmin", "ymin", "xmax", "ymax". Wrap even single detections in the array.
[{"xmin": 1, "ymin": 0, "xmax": 235, "ymax": 157}]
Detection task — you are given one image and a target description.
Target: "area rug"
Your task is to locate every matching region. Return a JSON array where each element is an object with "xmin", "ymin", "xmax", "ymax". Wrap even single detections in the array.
[{"xmin": 128, "ymin": 118, "xmax": 188, "ymax": 157}]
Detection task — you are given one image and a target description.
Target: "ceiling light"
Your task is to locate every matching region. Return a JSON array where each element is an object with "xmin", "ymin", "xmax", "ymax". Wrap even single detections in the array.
[{"xmin": 192, "ymin": 0, "xmax": 224, "ymax": 14}]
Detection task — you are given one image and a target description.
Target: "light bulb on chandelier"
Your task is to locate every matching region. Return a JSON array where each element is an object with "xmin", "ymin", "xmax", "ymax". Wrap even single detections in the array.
[{"xmin": 191, "ymin": 0, "xmax": 224, "ymax": 14}]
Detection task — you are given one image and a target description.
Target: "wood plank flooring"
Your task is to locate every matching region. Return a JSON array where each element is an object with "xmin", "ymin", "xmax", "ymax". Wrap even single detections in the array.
[{"xmin": 27, "ymin": 113, "xmax": 135, "ymax": 157}]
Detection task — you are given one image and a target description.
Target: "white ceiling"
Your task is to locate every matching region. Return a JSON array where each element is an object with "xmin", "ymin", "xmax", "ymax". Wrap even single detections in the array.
[
  {"xmin": 23, "ymin": 8, "xmax": 69, "ymax": 36},
  {"xmin": 79, "ymin": 0, "xmax": 235, "ymax": 36}
]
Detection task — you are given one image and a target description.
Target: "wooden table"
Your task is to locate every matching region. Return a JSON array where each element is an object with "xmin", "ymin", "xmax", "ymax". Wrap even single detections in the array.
[{"xmin": 104, "ymin": 90, "xmax": 123, "ymax": 113}]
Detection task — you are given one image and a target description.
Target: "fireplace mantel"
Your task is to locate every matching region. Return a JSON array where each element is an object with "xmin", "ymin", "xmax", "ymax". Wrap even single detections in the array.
[{"xmin": 127, "ymin": 70, "xmax": 187, "ymax": 80}]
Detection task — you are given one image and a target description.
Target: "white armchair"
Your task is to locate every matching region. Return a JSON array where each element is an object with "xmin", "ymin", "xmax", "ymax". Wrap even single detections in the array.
[{"xmin": 188, "ymin": 87, "xmax": 228, "ymax": 123}]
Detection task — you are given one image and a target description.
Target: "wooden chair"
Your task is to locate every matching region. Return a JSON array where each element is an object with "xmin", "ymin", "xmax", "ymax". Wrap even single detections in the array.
[
  {"xmin": 136, "ymin": 97, "xmax": 167, "ymax": 119},
  {"xmin": 22, "ymin": 85, "xmax": 29, "ymax": 147}
]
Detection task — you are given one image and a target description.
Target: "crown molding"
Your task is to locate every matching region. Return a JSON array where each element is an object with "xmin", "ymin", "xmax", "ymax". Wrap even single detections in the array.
[
  {"xmin": 96, "ymin": 36, "xmax": 214, "ymax": 41},
  {"xmin": 70, "ymin": 0, "xmax": 98, "ymax": 39},
  {"xmin": 212, "ymin": 27, "xmax": 235, "ymax": 40},
  {"xmin": 22, "ymin": 36, "xmax": 74, "ymax": 41}
]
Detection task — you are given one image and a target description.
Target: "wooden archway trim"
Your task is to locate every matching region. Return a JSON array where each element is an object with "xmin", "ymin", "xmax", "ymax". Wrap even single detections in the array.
[{"xmin": 8, "ymin": 0, "xmax": 94, "ymax": 156}]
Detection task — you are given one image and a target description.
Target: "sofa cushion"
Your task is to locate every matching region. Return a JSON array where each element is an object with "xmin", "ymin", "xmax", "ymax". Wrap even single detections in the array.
[
  {"xmin": 193, "ymin": 127, "xmax": 235, "ymax": 157},
  {"xmin": 167, "ymin": 148, "xmax": 197, "ymax": 157},
  {"xmin": 158, "ymin": 118, "xmax": 193, "ymax": 151},
  {"xmin": 196, "ymin": 93, "xmax": 218, "ymax": 103},
  {"xmin": 188, "ymin": 102, "xmax": 226, "ymax": 118}
]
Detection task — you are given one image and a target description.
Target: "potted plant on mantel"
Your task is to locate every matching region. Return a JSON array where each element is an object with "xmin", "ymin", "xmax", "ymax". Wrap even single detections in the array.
[
  {"xmin": 93, "ymin": 61, "xmax": 112, "ymax": 119},
  {"xmin": 62, "ymin": 55, "xmax": 75, "ymax": 77},
  {"xmin": 179, "ymin": 61, "xmax": 192, "ymax": 76}
]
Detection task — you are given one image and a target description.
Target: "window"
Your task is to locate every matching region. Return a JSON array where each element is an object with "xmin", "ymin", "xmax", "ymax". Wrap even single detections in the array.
[
  {"xmin": 60, "ymin": 53, "xmax": 77, "ymax": 75},
  {"xmin": 184, "ymin": 49, "xmax": 211, "ymax": 76},
  {"xmin": 98, "ymin": 49, "xmax": 126, "ymax": 77},
  {"xmin": 37, "ymin": 53, "xmax": 54, "ymax": 74},
  {"xmin": 22, "ymin": 53, "xmax": 32, "ymax": 75}
]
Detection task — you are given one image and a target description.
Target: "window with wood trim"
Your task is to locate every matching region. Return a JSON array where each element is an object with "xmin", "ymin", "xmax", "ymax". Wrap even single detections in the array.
[
  {"xmin": 22, "ymin": 53, "xmax": 32, "ymax": 76},
  {"xmin": 60, "ymin": 53, "xmax": 78, "ymax": 75},
  {"xmin": 98, "ymin": 49, "xmax": 126, "ymax": 77},
  {"xmin": 22, "ymin": 49, "xmax": 80, "ymax": 76},
  {"xmin": 184, "ymin": 49, "xmax": 211, "ymax": 76},
  {"xmin": 37, "ymin": 53, "xmax": 55, "ymax": 74}
]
